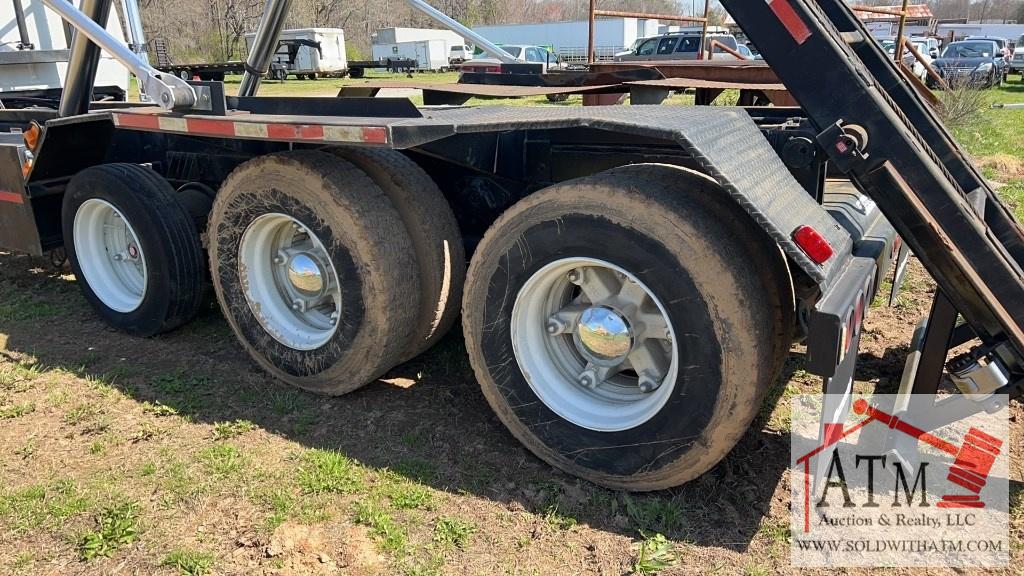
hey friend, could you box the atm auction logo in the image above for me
[790,394,1010,567]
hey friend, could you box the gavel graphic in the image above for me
[852,399,1002,508]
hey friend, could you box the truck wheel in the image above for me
[325,147,465,360]
[179,70,191,80]
[350,67,364,79]
[63,164,206,336]
[462,164,793,491]
[208,151,419,395]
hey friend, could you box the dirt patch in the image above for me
[977,154,1024,181]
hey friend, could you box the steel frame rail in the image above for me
[719,0,1024,379]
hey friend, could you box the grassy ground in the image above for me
[3,74,1023,576]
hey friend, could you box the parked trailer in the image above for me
[371,39,450,71]
[244,28,348,79]
[1,0,1021,492]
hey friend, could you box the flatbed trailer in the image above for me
[0,0,1021,492]
[346,58,417,78]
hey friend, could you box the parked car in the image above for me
[911,36,941,59]
[1011,34,1024,74]
[459,45,563,74]
[735,44,754,60]
[928,40,1007,88]
[613,31,742,62]
[881,39,933,81]
[966,35,1011,64]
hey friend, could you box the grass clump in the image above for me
[78,502,140,560]
[353,500,406,552]
[161,549,215,575]
[297,449,363,494]
[212,419,256,440]
[433,516,475,549]
[198,444,244,476]
[632,532,678,575]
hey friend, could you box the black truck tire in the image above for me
[62,163,206,337]
[462,164,794,491]
[349,67,364,79]
[208,151,419,395]
[324,147,465,360]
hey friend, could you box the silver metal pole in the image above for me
[120,0,150,102]
[120,0,148,59]
[238,0,293,97]
[404,0,517,63]
[59,0,111,117]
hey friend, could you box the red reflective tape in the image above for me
[822,423,845,447]
[768,0,812,45]
[186,118,237,137]
[267,123,325,140]
[0,190,24,205]
[114,113,161,130]
[361,126,387,144]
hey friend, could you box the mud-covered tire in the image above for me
[462,164,794,491]
[208,150,419,395]
[62,163,206,337]
[324,147,464,360]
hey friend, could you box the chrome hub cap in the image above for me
[73,198,148,313]
[240,214,342,350]
[511,257,678,432]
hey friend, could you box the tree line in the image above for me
[138,0,1023,65]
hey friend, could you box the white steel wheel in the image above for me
[512,257,678,432]
[238,213,342,351]
[73,198,148,313]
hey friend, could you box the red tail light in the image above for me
[792,225,834,265]
[462,65,502,74]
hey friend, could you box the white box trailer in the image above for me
[472,17,661,54]
[0,0,129,102]
[371,39,449,71]
[245,28,347,79]
[373,27,465,48]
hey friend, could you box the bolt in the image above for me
[291,300,304,312]
[664,328,673,343]
[581,368,598,387]
[546,316,567,335]
[567,269,582,284]
[638,372,661,393]
[112,254,124,261]
[273,255,286,265]
[329,311,338,326]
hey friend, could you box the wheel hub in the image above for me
[286,253,325,296]
[239,213,342,350]
[575,306,633,365]
[510,257,679,432]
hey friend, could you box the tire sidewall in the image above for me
[210,170,366,390]
[63,167,176,335]
[474,213,723,479]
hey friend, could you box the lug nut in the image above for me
[578,370,597,389]
[638,372,661,393]
[546,317,567,335]
[567,269,582,284]
[665,328,673,343]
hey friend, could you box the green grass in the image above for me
[353,500,407,553]
[632,533,678,575]
[161,549,216,575]
[0,402,35,419]
[0,292,64,322]
[0,479,92,533]
[432,516,475,549]
[212,419,257,440]
[294,449,363,494]
[78,502,140,561]
[198,444,245,476]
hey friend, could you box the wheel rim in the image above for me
[239,213,342,350]
[73,198,148,313]
[510,257,678,432]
